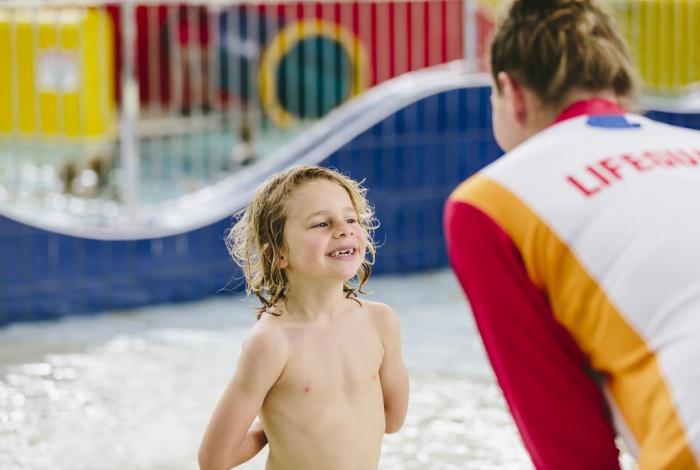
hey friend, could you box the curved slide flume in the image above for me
[0,62,490,241]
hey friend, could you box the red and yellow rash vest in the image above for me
[444,99,700,470]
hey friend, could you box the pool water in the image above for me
[0,270,635,469]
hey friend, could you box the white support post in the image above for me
[119,2,140,224]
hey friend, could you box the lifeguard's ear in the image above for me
[496,71,528,125]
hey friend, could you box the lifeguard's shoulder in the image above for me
[448,171,509,210]
[449,174,482,202]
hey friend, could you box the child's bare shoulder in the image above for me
[358,300,400,332]
[241,316,291,362]
[359,299,395,315]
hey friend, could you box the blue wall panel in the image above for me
[2,85,700,326]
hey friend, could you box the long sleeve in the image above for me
[444,198,620,470]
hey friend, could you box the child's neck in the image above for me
[282,280,348,322]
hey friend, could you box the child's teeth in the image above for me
[331,248,355,257]
[331,249,355,257]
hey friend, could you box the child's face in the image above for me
[280,179,367,285]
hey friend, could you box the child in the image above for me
[199,165,409,469]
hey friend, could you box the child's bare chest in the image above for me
[260,315,386,445]
[276,318,384,396]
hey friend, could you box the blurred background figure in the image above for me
[229,114,255,169]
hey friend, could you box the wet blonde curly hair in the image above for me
[226,165,378,319]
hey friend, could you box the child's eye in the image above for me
[312,222,329,228]
[346,218,357,224]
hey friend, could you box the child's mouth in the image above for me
[329,248,356,258]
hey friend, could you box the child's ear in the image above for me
[263,242,289,269]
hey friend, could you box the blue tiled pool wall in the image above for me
[645,110,700,130]
[0,217,238,325]
[2,85,700,325]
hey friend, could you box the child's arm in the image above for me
[230,419,267,465]
[198,327,287,470]
[376,304,409,433]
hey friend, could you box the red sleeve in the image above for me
[444,198,620,470]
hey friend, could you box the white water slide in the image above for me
[0,61,490,240]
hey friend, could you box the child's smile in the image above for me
[327,246,357,259]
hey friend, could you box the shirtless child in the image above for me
[198,165,409,470]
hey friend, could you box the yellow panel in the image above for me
[0,15,12,132]
[585,0,700,94]
[0,8,115,139]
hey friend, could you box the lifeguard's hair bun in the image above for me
[491,0,637,108]
[516,0,589,11]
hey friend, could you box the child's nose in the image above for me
[334,223,354,238]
